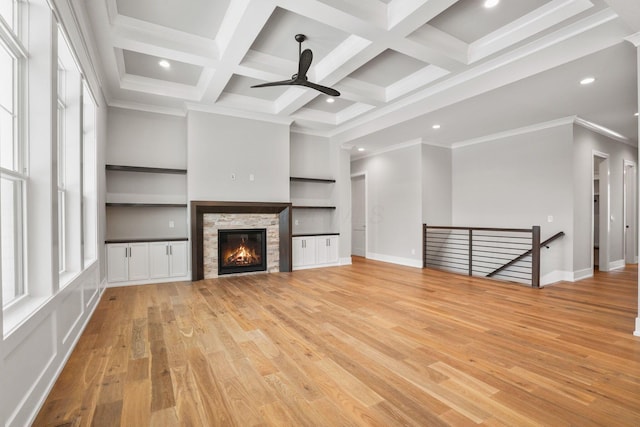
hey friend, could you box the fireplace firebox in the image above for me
[218,228,267,275]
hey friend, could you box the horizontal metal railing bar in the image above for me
[425,226,533,233]
[472,253,532,262]
[426,237,469,243]
[470,234,531,239]
[471,244,529,251]
[425,256,469,264]
[426,260,469,268]
[491,273,532,281]
[471,248,528,256]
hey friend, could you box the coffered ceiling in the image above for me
[80,0,640,154]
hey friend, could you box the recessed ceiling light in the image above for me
[357,147,365,152]
[432,124,441,129]
[580,76,595,85]
[326,98,335,103]
[635,112,639,117]
[484,0,499,8]
[158,59,171,69]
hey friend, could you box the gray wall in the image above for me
[452,124,574,278]
[572,124,638,271]
[187,111,289,202]
[422,144,452,225]
[107,107,187,168]
[351,144,423,266]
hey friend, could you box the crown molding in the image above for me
[450,117,576,149]
[624,32,640,47]
[108,100,187,117]
[349,138,423,161]
[184,102,293,126]
[574,116,634,145]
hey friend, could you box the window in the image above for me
[57,27,83,285]
[57,60,66,273]
[0,0,25,307]
[82,83,97,264]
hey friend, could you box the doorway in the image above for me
[351,174,366,257]
[623,160,637,264]
[593,152,610,271]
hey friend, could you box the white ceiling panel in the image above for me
[349,49,428,87]
[224,75,284,101]
[122,50,203,86]
[81,0,637,154]
[115,0,230,39]
[428,0,552,43]
[249,7,349,61]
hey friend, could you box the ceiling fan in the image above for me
[251,34,340,97]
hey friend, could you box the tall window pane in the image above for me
[1,176,22,306]
[0,0,14,31]
[0,44,16,171]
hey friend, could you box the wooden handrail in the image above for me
[486,231,565,280]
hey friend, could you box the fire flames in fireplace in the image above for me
[222,238,261,266]
[218,228,267,275]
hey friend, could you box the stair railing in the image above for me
[423,225,564,288]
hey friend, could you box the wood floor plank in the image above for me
[34,258,640,426]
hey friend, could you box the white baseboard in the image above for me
[635,318,640,337]
[609,259,626,270]
[573,267,594,282]
[366,252,422,268]
[540,270,574,286]
[107,273,191,287]
[339,257,352,266]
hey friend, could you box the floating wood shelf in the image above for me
[290,177,336,183]
[105,237,188,244]
[106,203,188,208]
[292,205,336,210]
[106,164,187,175]
[292,233,340,237]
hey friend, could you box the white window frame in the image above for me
[0,0,27,309]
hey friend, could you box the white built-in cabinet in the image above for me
[107,242,150,282]
[293,235,339,269]
[149,241,188,279]
[107,240,188,283]
[290,176,340,270]
[105,164,190,284]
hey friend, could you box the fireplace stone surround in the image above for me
[190,201,292,281]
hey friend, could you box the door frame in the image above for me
[592,151,610,272]
[623,159,637,264]
[350,172,367,258]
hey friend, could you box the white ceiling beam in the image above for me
[200,0,276,104]
[110,15,219,67]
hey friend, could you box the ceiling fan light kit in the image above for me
[251,34,340,97]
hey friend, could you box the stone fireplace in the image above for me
[190,201,292,281]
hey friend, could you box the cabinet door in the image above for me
[128,242,150,281]
[149,242,170,279]
[316,237,329,264]
[326,236,339,264]
[107,244,129,282]
[302,237,316,266]
[292,237,305,268]
[169,241,188,277]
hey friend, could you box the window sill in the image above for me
[59,270,80,289]
[3,294,50,339]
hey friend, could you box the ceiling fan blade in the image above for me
[298,49,312,79]
[297,80,340,97]
[251,79,295,88]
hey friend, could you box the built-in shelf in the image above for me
[292,233,339,237]
[105,237,188,244]
[106,164,187,175]
[106,203,188,208]
[292,205,336,210]
[290,177,336,183]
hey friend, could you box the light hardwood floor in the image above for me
[34,257,640,426]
